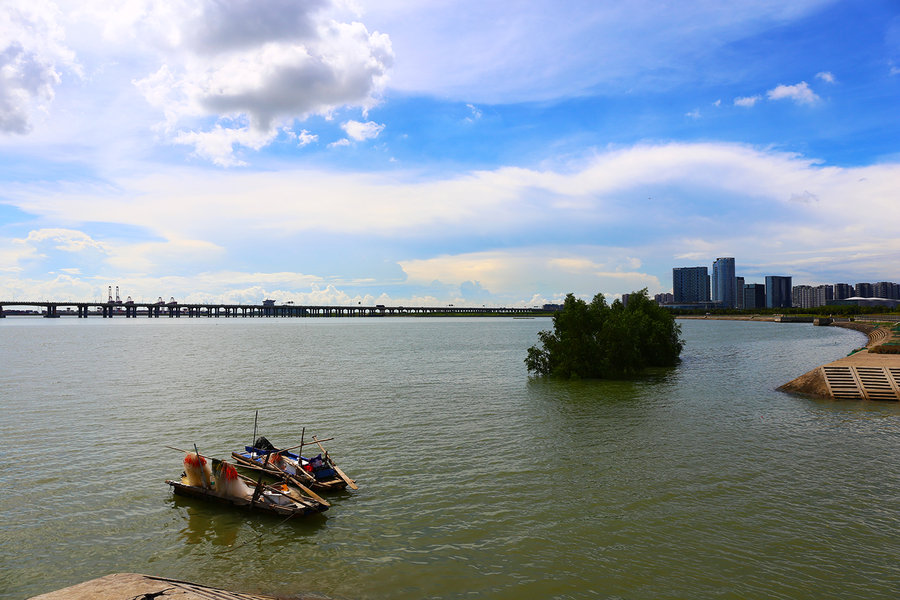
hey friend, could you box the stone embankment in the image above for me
[778,322,900,401]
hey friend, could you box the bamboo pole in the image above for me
[313,436,358,490]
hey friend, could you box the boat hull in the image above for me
[166,480,327,517]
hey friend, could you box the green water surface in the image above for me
[0,317,898,599]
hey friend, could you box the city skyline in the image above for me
[2,1,900,305]
[667,254,900,309]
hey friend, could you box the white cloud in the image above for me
[341,119,384,141]
[129,0,393,164]
[23,228,109,253]
[354,0,830,103]
[103,238,224,274]
[399,247,661,298]
[815,71,835,83]
[685,108,701,119]
[767,81,819,105]
[6,142,900,243]
[734,95,761,107]
[173,125,277,167]
[5,142,900,298]
[0,0,79,134]
[296,129,318,146]
[0,272,97,301]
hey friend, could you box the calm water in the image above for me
[1,317,899,599]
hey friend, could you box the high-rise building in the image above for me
[743,283,766,309]
[793,285,814,308]
[735,276,745,309]
[873,282,900,299]
[855,282,873,298]
[815,284,834,306]
[765,276,792,308]
[654,292,674,305]
[673,267,710,303]
[711,257,736,308]
[792,284,834,308]
[834,283,854,300]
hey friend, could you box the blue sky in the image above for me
[1,0,899,305]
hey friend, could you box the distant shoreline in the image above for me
[676,314,778,321]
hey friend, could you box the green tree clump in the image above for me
[525,289,684,379]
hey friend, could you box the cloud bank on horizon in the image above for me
[1,0,899,305]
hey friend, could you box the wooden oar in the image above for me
[313,436,358,490]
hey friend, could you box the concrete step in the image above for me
[822,365,900,401]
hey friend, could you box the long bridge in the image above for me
[0,300,552,319]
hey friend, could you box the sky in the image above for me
[1,0,899,306]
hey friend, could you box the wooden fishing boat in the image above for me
[232,435,358,493]
[166,477,328,517]
[166,451,328,517]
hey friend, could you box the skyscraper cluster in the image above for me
[660,259,899,309]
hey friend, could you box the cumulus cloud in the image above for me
[0,272,98,301]
[296,129,318,146]
[173,124,277,167]
[400,247,662,299]
[131,0,393,164]
[0,0,78,134]
[6,142,900,244]
[767,81,819,105]
[6,142,900,298]
[734,95,761,107]
[280,126,318,147]
[815,71,835,83]
[23,228,109,253]
[341,119,384,141]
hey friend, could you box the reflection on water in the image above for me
[2,317,899,600]
[169,490,329,550]
[172,496,242,547]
